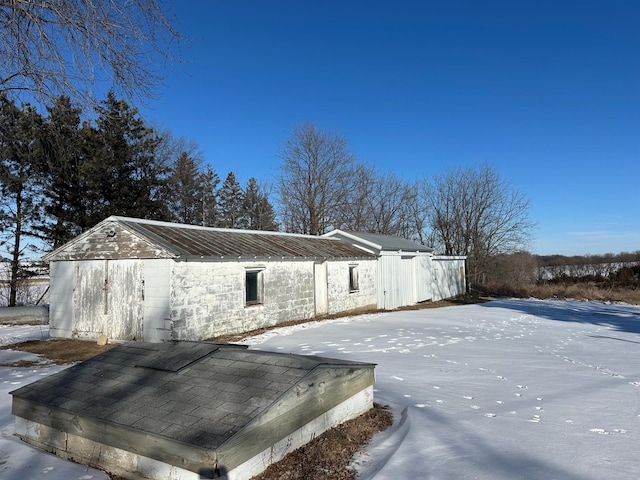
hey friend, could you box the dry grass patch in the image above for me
[251,403,393,480]
[479,283,640,305]
[0,338,118,365]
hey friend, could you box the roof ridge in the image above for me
[110,216,341,241]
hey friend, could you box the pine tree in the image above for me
[166,151,204,225]
[36,96,86,248]
[241,178,279,231]
[0,95,45,306]
[200,165,220,227]
[217,172,243,228]
[83,91,169,225]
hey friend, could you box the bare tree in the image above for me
[423,163,535,286]
[277,123,355,235]
[339,166,422,239]
[486,251,538,289]
[0,0,184,105]
[336,162,376,232]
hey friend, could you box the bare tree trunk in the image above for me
[8,190,22,307]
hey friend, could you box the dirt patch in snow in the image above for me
[0,338,118,365]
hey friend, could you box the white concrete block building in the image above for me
[44,217,377,342]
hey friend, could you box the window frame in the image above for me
[245,268,265,306]
[348,264,359,293]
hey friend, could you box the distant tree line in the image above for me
[474,250,640,296]
[0,93,277,306]
[534,251,640,288]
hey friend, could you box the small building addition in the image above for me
[323,230,466,309]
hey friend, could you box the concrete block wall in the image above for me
[142,259,172,342]
[326,260,377,315]
[169,260,316,340]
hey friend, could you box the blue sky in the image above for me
[139,1,640,256]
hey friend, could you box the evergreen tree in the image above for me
[241,178,279,231]
[166,151,204,225]
[83,91,169,225]
[217,172,243,228]
[0,95,45,306]
[200,165,220,227]
[36,96,86,247]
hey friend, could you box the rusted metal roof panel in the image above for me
[116,217,375,260]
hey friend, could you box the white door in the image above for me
[314,262,329,316]
[74,259,143,340]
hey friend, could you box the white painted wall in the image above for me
[48,261,74,338]
[431,256,466,301]
[326,260,377,315]
[143,259,172,342]
[168,258,376,340]
[49,256,377,342]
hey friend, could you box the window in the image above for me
[349,265,359,292]
[245,269,264,305]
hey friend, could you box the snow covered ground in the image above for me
[1,298,640,480]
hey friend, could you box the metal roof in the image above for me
[324,229,434,254]
[46,217,377,261]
